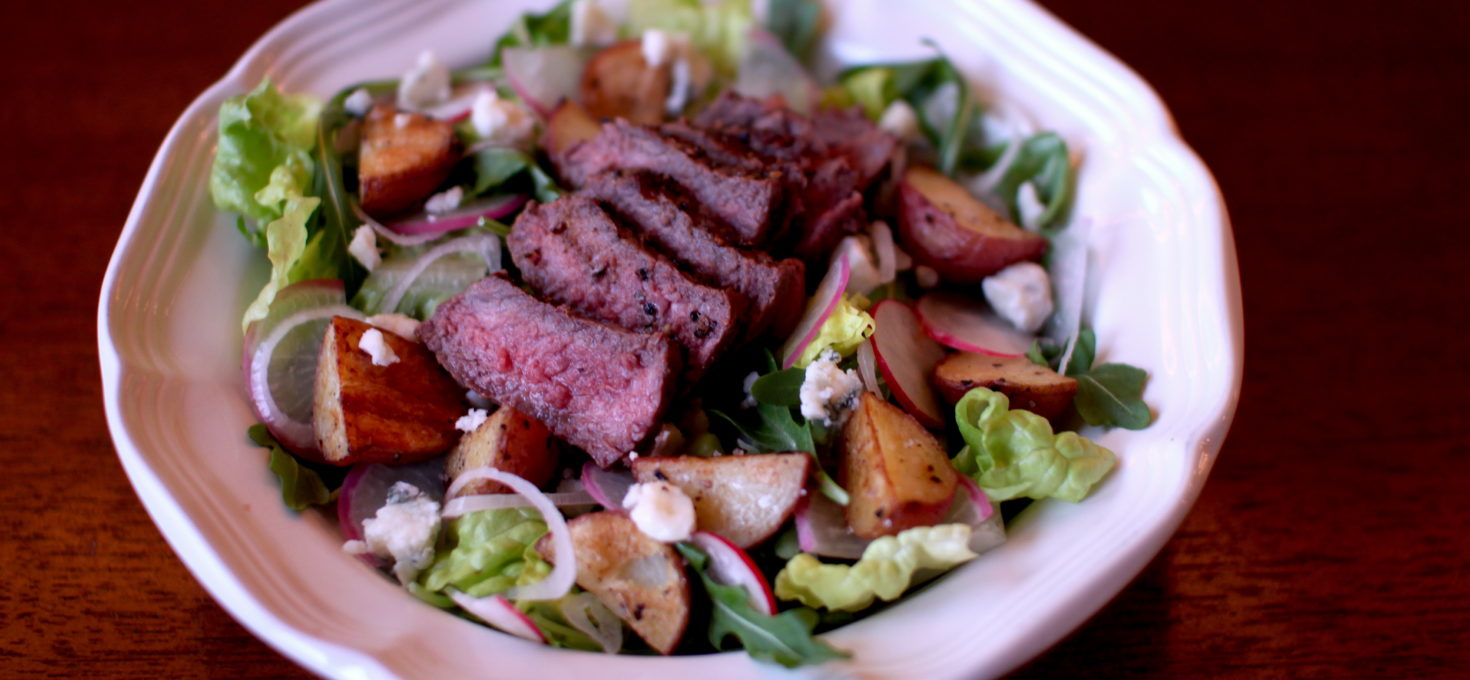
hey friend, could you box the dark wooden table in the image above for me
[3,0,1465,677]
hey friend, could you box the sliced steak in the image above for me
[581,170,806,340]
[507,195,745,381]
[418,273,679,467]
[554,120,785,246]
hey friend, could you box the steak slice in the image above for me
[507,195,745,381]
[581,170,806,341]
[418,273,679,467]
[554,120,785,246]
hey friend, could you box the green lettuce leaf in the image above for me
[773,524,977,612]
[247,424,331,511]
[782,294,875,370]
[1032,329,1152,430]
[417,508,551,598]
[676,543,849,668]
[517,596,607,652]
[952,387,1116,502]
[240,169,321,331]
[625,0,754,76]
[210,79,322,226]
[469,147,563,202]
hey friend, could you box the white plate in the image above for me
[98,0,1241,678]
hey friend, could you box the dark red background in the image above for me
[2,1,1465,677]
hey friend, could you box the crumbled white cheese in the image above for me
[982,261,1054,333]
[455,407,489,433]
[465,389,494,409]
[915,265,940,289]
[878,100,921,141]
[799,349,863,427]
[348,225,381,271]
[622,481,695,542]
[570,0,618,46]
[393,112,413,129]
[343,88,375,117]
[471,89,536,148]
[666,57,693,115]
[741,371,760,409]
[424,186,463,215]
[357,328,400,367]
[641,29,672,67]
[1017,181,1046,231]
[367,313,420,341]
[353,482,441,584]
[398,51,451,111]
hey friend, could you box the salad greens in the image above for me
[951,388,1116,502]
[1029,329,1152,430]
[774,524,977,611]
[488,0,576,67]
[763,0,823,60]
[248,424,332,511]
[625,0,754,76]
[415,508,551,602]
[783,294,875,369]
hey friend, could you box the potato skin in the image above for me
[537,512,690,655]
[313,316,465,465]
[840,392,959,539]
[543,100,602,159]
[932,352,1078,420]
[896,165,1047,283]
[444,407,558,496]
[580,40,671,125]
[357,105,460,217]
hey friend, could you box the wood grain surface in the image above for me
[2,1,1465,678]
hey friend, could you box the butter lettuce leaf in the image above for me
[774,524,977,612]
[784,294,875,370]
[416,508,551,600]
[952,387,1116,502]
[209,78,321,227]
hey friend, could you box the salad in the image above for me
[213,0,1151,667]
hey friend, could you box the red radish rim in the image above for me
[914,293,1033,358]
[443,468,576,601]
[247,304,364,453]
[869,300,947,428]
[580,462,634,511]
[447,591,547,644]
[501,46,589,119]
[689,531,777,616]
[780,253,851,369]
[241,279,345,401]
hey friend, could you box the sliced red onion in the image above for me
[560,591,623,654]
[502,46,590,118]
[247,303,364,453]
[442,483,597,517]
[689,531,777,615]
[447,591,547,644]
[443,467,576,601]
[384,194,527,237]
[952,476,1006,555]
[914,292,1034,358]
[353,203,442,247]
[855,339,881,395]
[580,462,635,511]
[424,82,496,122]
[377,234,501,317]
[779,253,851,369]
[870,300,948,428]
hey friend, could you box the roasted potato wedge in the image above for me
[313,316,465,465]
[444,407,558,497]
[537,512,690,655]
[896,165,1048,283]
[840,392,958,538]
[543,100,603,159]
[580,40,672,125]
[631,453,810,548]
[932,352,1078,420]
[358,105,460,217]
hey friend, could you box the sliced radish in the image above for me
[915,292,1034,358]
[245,294,364,455]
[502,46,590,118]
[855,339,881,395]
[441,482,597,516]
[338,459,447,543]
[560,591,623,654]
[870,300,947,427]
[779,253,851,369]
[689,531,777,616]
[447,591,547,644]
[444,468,576,601]
[793,494,868,560]
[580,462,635,511]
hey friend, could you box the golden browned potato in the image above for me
[896,165,1048,284]
[932,352,1078,420]
[840,392,958,539]
[631,453,810,548]
[444,407,558,497]
[537,512,690,655]
[580,40,671,125]
[313,316,465,465]
[542,100,603,159]
[357,105,461,217]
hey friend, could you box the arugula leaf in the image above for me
[763,0,822,61]
[248,424,331,511]
[1053,329,1152,430]
[487,0,574,66]
[469,147,563,202]
[994,132,1074,230]
[676,543,849,668]
[750,368,805,407]
[710,404,813,454]
[836,45,975,176]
